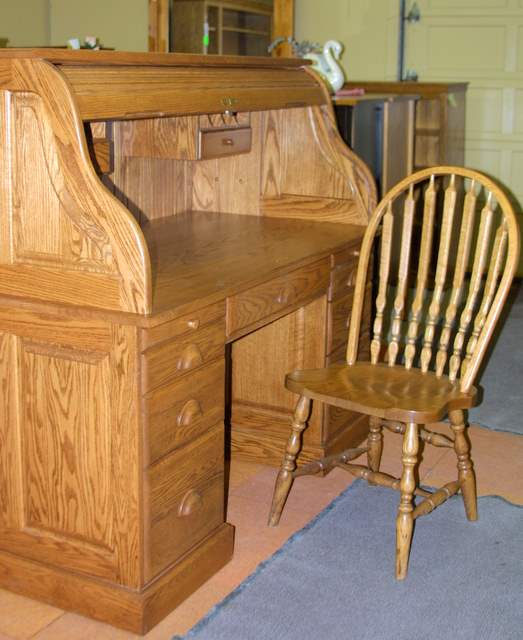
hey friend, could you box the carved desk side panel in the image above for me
[0,58,151,314]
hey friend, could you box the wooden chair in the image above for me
[268,166,520,579]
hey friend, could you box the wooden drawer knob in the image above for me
[177,399,203,427]
[275,288,291,305]
[177,344,204,371]
[178,489,203,517]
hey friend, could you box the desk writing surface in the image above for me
[141,211,365,315]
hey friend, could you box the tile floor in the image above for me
[1,423,522,640]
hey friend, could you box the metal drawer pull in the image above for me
[222,137,234,146]
[177,489,203,517]
[177,344,204,371]
[177,399,203,427]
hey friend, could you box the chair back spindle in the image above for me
[420,174,458,373]
[370,201,394,365]
[435,179,478,376]
[404,175,437,369]
[388,184,416,367]
[448,192,495,382]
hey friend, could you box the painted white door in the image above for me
[404,0,523,273]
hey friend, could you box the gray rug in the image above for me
[175,481,523,640]
[469,286,523,434]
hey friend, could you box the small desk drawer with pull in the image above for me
[198,127,252,159]
[146,424,224,579]
[141,301,225,350]
[145,359,225,464]
[142,320,225,392]
[226,259,330,338]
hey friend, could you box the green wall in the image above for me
[295,0,399,81]
[0,0,50,47]
[49,0,148,51]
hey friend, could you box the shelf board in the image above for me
[222,26,270,36]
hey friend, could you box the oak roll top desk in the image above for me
[0,50,375,633]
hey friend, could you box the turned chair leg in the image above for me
[449,409,477,521]
[367,416,383,473]
[268,395,311,527]
[396,421,419,580]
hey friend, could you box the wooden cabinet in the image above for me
[0,49,375,633]
[334,95,416,196]
[343,82,468,171]
[172,0,273,55]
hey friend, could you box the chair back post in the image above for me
[459,183,520,391]
[346,202,386,364]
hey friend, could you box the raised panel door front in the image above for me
[0,319,141,587]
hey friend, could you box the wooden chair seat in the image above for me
[286,362,477,424]
[268,167,520,580]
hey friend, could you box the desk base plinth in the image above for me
[0,523,234,635]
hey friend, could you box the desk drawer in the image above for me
[226,260,330,338]
[147,424,224,579]
[199,126,252,159]
[145,359,225,464]
[141,302,225,350]
[142,321,225,392]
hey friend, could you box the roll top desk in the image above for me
[0,50,375,633]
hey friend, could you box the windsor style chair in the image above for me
[268,166,520,579]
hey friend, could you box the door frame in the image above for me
[148,0,294,55]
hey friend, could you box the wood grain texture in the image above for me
[0,319,142,587]
[60,65,324,120]
[226,259,330,338]
[145,424,224,579]
[261,195,364,223]
[141,211,365,316]
[231,296,327,445]
[272,0,294,58]
[286,362,477,424]
[0,524,234,634]
[0,48,307,67]
[145,358,225,464]
[120,116,199,159]
[148,0,170,53]
[2,58,151,313]
[142,319,225,392]
[191,112,262,215]
[140,301,225,349]
[231,408,369,467]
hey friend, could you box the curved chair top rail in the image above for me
[346,166,521,392]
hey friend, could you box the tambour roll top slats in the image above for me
[348,167,520,391]
[1,49,325,121]
[59,65,325,120]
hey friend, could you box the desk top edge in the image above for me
[0,49,309,69]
